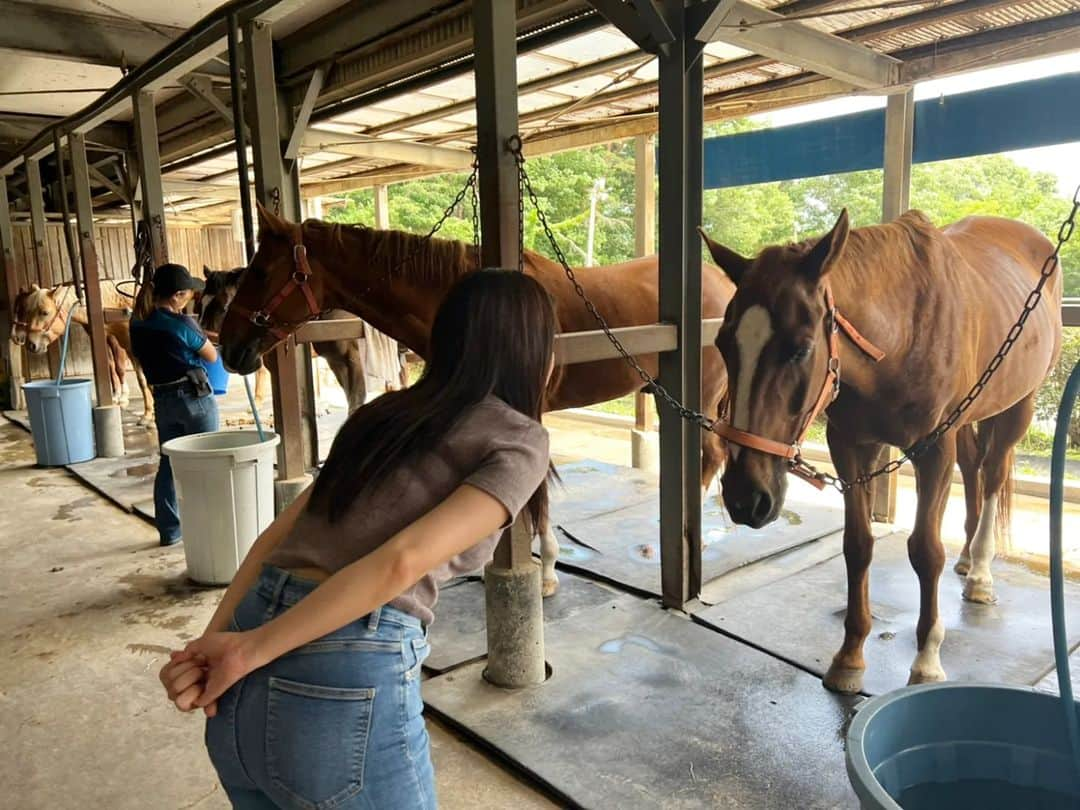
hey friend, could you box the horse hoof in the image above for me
[542,577,559,598]
[823,664,864,695]
[907,665,947,686]
[953,555,971,576]
[962,576,996,604]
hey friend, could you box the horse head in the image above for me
[701,210,850,528]
[18,284,68,355]
[219,203,332,374]
[198,266,246,337]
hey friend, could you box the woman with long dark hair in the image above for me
[160,269,556,809]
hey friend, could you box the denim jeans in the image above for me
[153,387,219,544]
[205,566,435,810]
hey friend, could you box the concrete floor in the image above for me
[0,420,555,810]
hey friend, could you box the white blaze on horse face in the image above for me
[730,305,773,460]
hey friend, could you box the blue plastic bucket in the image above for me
[199,353,231,396]
[22,378,96,466]
[846,682,1080,809]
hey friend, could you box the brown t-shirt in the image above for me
[265,395,550,626]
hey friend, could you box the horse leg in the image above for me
[963,395,1032,604]
[540,525,560,597]
[823,430,884,695]
[953,423,982,576]
[134,361,154,427]
[906,432,956,685]
[253,363,270,406]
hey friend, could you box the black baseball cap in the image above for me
[153,263,205,296]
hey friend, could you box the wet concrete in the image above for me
[0,421,555,810]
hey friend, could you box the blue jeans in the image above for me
[205,566,436,810]
[154,387,219,544]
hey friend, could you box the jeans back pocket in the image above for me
[266,677,375,809]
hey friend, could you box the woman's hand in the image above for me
[159,653,218,717]
[182,630,263,709]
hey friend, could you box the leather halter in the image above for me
[229,241,323,344]
[710,284,885,490]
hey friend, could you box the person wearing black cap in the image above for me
[131,263,221,547]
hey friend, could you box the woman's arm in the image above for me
[197,339,218,362]
[189,483,511,707]
[201,485,312,634]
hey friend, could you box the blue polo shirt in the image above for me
[130,309,209,386]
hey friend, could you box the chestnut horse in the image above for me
[217,203,733,596]
[701,210,1062,694]
[12,284,155,425]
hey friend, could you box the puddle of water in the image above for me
[110,462,156,478]
[557,544,597,562]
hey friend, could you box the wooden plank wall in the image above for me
[13,222,245,382]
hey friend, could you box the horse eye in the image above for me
[789,343,812,364]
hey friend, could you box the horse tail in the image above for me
[997,446,1014,543]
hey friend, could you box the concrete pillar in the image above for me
[873,89,914,524]
[93,405,125,458]
[483,520,546,687]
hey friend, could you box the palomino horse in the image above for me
[199,267,372,414]
[701,210,1062,694]
[13,284,155,425]
[217,203,734,596]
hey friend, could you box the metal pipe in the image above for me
[52,130,84,301]
[227,11,255,260]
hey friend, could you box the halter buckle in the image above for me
[292,269,310,285]
[250,311,271,328]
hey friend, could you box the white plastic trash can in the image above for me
[162,430,280,585]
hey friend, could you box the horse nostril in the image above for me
[749,490,773,525]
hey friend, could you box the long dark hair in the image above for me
[309,269,558,533]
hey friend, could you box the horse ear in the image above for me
[802,209,849,282]
[30,283,40,292]
[256,200,291,239]
[50,284,63,297]
[698,227,751,285]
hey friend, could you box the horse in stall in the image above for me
[216,203,734,597]
[198,267,373,414]
[11,284,155,425]
[700,209,1062,694]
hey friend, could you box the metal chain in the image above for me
[469,158,481,268]
[390,161,478,277]
[511,140,714,427]
[812,183,1080,493]
[511,137,1080,494]
[271,187,281,217]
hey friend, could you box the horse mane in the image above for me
[301,219,475,286]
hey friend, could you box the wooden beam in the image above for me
[25,158,47,284]
[696,0,900,89]
[300,129,474,169]
[244,16,317,481]
[284,66,327,162]
[69,133,114,407]
[0,178,23,409]
[588,0,672,54]
[132,91,169,265]
[181,76,237,129]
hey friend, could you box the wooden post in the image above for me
[0,177,24,409]
[474,0,530,572]
[25,158,47,285]
[474,0,546,689]
[69,133,114,407]
[657,0,702,609]
[373,185,390,230]
[634,134,656,435]
[874,88,913,523]
[132,91,169,267]
[244,16,318,502]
